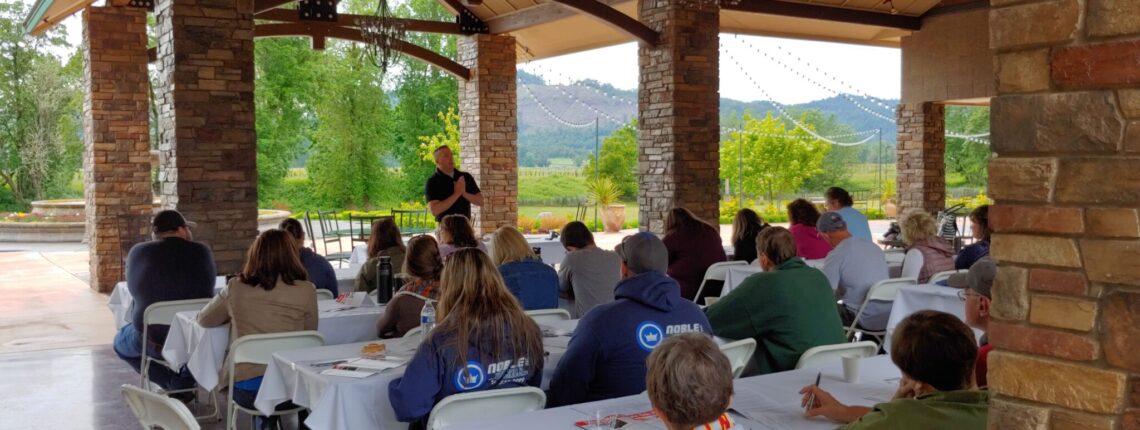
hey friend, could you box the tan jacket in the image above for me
[198,277,319,386]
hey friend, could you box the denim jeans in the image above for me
[112,323,197,391]
[233,385,309,430]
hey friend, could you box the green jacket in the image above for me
[841,390,990,430]
[703,257,845,375]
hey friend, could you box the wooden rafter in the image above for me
[722,0,921,31]
[254,0,295,13]
[254,22,471,80]
[486,0,627,34]
[255,8,466,34]
[547,0,655,45]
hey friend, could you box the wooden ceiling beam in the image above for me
[255,8,466,34]
[722,0,921,31]
[547,0,655,45]
[486,0,628,34]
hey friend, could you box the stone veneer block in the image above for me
[990,352,1127,414]
[987,158,1057,202]
[992,234,1082,268]
[1120,90,1140,119]
[990,0,1079,51]
[995,49,1051,94]
[1087,0,1140,38]
[1053,41,1140,89]
[989,204,1083,234]
[1087,208,1140,238]
[989,321,1100,361]
[1102,291,1140,373]
[1082,239,1140,286]
[992,264,1030,321]
[991,92,1124,155]
[1051,410,1117,430]
[1055,158,1140,205]
[988,398,1050,430]
[1029,295,1098,332]
[1028,268,1089,296]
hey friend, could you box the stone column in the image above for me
[154,0,257,274]
[82,6,154,293]
[895,102,945,215]
[986,0,1139,428]
[457,34,518,235]
[637,0,720,233]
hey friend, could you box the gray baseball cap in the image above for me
[948,257,996,297]
[614,232,668,274]
[817,211,847,233]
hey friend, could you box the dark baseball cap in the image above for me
[614,232,668,274]
[948,257,996,298]
[152,209,196,233]
[817,211,848,233]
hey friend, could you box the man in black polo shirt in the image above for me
[425,145,483,221]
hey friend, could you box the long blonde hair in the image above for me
[436,248,544,371]
[490,226,535,266]
[899,209,939,246]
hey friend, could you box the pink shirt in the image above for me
[789,224,833,259]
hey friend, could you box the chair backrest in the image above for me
[228,331,325,390]
[403,325,423,339]
[692,260,748,303]
[865,277,917,303]
[316,289,334,301]
[524,309,571,325]
[426,387,546,430]
[143,299,213,327]
[929,269,966,285]
[795,341,879,370]
[121,384,201,430]
[718,338,757,378]
[303,211,318,250]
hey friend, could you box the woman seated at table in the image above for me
[491,226,559,310]
[787,199,832,260]
[198,229,318,429]
[731,208,769,263]
[389,248,544,428]
[898,209,954,283]
[355,218,406,293]
[437,214,487,258]
[800,310,989,429]
[955,205,990,270]
[375,235,442,338]
[279,218,339,296]
[663,207,727,301]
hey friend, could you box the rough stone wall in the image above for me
[636,0,720,233]
[987,0,1140,428]
[895,102,945,215]
[457,34,518,235]
[154,0,257,274]
[901,8,994,103]
[82,6,154,293]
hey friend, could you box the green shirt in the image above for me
[841,390,990,430]
[703,257,846,375]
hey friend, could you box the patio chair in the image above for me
[426,387,546,430]
[141,299,218,420]
[573,202,588,222]
[692,260,748,303]
[316,289,334,301]
[524,309,571,325]
[795,341,878,370]
[314,210,351,263]
[121,384,201,430]
[348,214,389,245]
[929,269,967,285]
[392,209,432,235]
[225,331,325,430]
[302,211,319,251]
[844,277,918,344]
[718,338,757,379]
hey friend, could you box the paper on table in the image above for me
[345,357,408,371]
[320,368,377,378]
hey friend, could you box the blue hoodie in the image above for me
[547,271,712,407]
[388,330,543,425]
[499,258,560,310]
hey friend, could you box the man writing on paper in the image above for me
[425,146,483,222]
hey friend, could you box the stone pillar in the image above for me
[895,102,945,215]
[154,0,257,274]
[986,0,1139,428]
[457,34,517,235]
[82,6,154,293]
[637,0,720,233]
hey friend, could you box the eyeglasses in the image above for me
[956,289,980,301]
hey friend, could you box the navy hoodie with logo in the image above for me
[388,330,543,425]
[547,271,712,407]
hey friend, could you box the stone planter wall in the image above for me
[0,222,86,242]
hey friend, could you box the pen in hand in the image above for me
[804,372,821,412]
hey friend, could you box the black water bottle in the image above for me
[376,256,394,304]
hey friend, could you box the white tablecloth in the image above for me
[108,277,227,330]
[885,284,981,350]
[451,355,901,430]
[255,318,578,430]
[161,300,385,391]
[721,265,763,297]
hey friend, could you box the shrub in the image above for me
[517,215,537,234]
[537,213,569,233]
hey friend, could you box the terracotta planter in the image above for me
[883,201,898,218]
[602,204,625,233]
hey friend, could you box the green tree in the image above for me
[416,107,459,165]
[796,110,859,192]
[254,38,319,205]
[720,112,831,204]
[944,106,991,187]
[582,120,637,199]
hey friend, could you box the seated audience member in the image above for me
[662,207,727,300]
[801,310,988,430]
[279,217,338,296]
[955,205,991,270]
[952,257,995,388]
[705,227,846,375]
[375,236,443,338]
[113,210,215,394]
[355,218,406,293]
[825,187,873,242]
[198,229,318,430]
[898,209,954,283]
[787,199,833,259]
[548,232,712,407]
[730,208,769,263]
[491,226,559,310]
[389,249,544,427]
[646,333,739,430]
[817,212,891,331]
[436,214,487,257]
[557,221,621,318]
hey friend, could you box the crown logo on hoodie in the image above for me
[644,332,659,342]
[636,321,664,352]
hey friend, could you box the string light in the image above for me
[946,132,990,145]
[770,42,900,114]
[520,84,595,128]
[515,43,633,127]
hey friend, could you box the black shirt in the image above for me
[127,237,217,344]
[425,168,481,221]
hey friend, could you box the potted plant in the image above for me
[587,177,624,233]
[881,179,898,218]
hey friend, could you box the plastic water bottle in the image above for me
[419,300,436,339]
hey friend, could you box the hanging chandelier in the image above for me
[357,0,408,73]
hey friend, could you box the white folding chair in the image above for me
[316,289,335,301]
[403,325,424,339]
[525,309,571,325]
[121,384,201,430]
[929,269,967,285]
[845,277,918,343]
[692,261,748,303]
[426,387,546,430]
[140,299,218,420]
[226,331,325,430]
[795,341,879,370]
[718,338,757,379]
